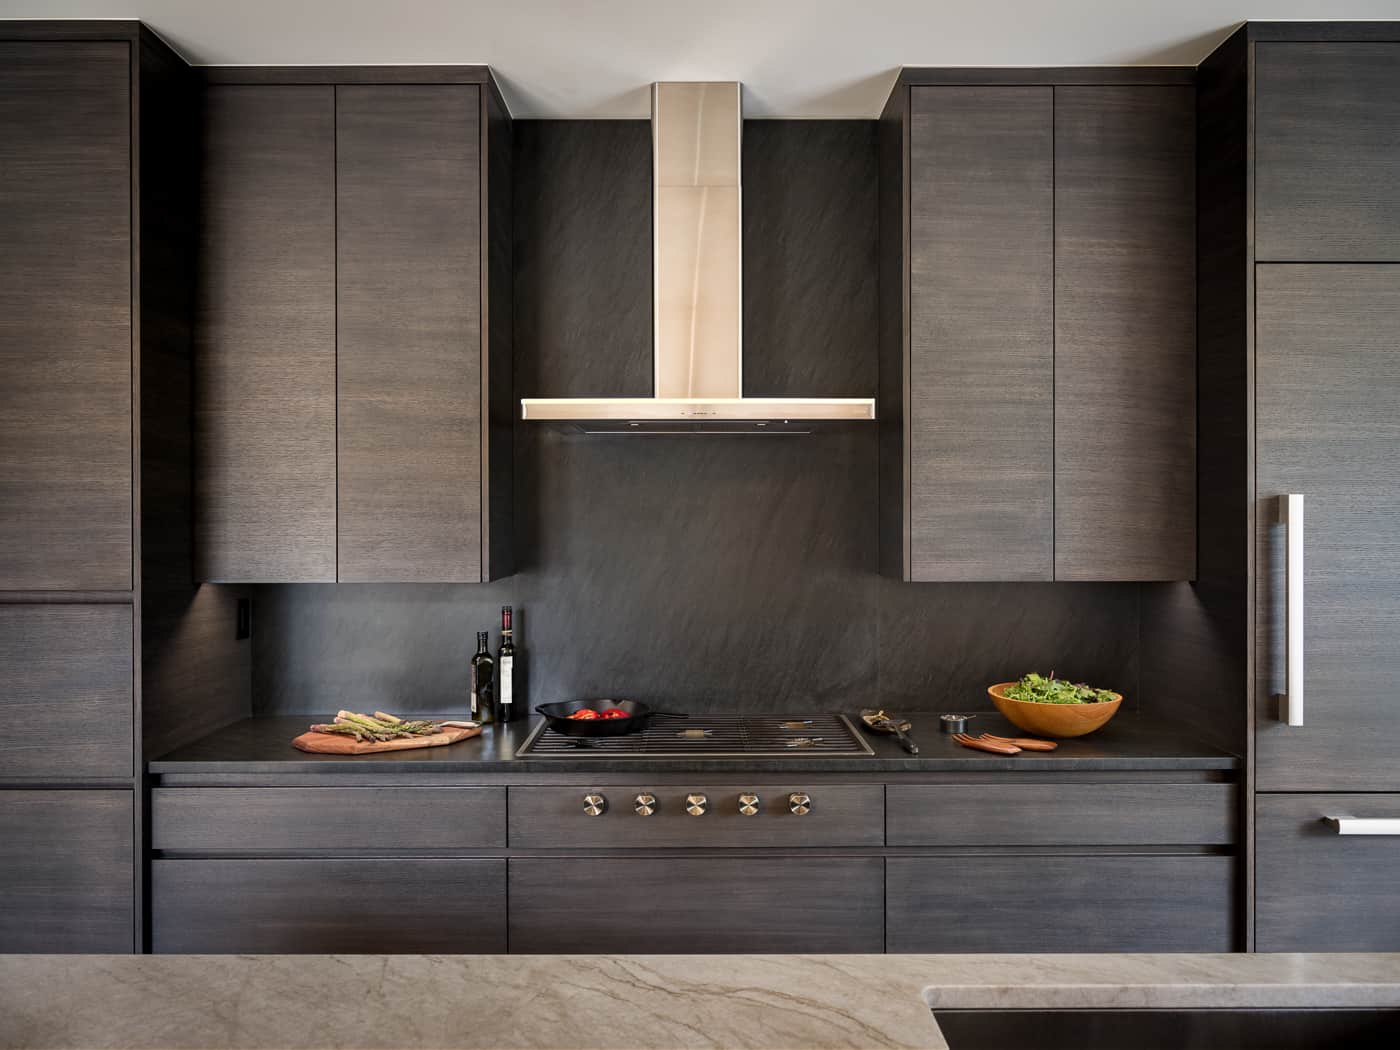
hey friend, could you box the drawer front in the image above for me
[152,787,505,850]
[0,604,132,778]
[888,783,1235,846]
[887,855,1233,953]
[153,859,505,953]
[0,790,133,952]
[1257,793,1400,952]
[509,856,884,953]
[508,785,883,848]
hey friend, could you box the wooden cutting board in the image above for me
[292,724,482,755]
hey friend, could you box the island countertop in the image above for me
[4,953,1399,1050]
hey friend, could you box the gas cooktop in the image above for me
[513,712,875,758]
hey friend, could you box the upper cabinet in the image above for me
[880,72,1196,582]
[195,71,512,583]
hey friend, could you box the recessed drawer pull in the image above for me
[1324,816,1400,836]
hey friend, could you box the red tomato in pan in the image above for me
[600,708,630,719]
[567,709,601,720]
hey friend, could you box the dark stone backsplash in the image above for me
[251,120,1140,716]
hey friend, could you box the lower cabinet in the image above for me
[886,855,1233,953]
[509,856,885,953]
[1256,793,1400,952]
[152,859,507,953]
[0,790,134,952]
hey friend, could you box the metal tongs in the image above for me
[860,709,919,755]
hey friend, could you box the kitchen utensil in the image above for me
[979,732,1058,751]
[860,709,920,755]
[987,682,1122,738]
[533,699,682,738]
[939,713,975,734]
[951,732,1021,755]
[292,723,481,755]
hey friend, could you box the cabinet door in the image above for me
[1054,86,1196,581]
[336,86,483,582]
[1257,793,1400,951]
[0,42,132,590]
[1256,266,1400,791]
[0,791,133,952]
[1256,43,1400,262]
[153,859,506,953]
[887,855,1232,953]
[509,857,884,953]
[907,87,1053,581]
[195,86,336,582]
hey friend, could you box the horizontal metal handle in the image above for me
[1324,817,1400,836]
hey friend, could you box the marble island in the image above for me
[3,954,1400,1050]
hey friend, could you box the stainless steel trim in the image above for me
[520,397,876,422]
[1277,494,1305,726]
[512,713,876,759]
[1325,816,1400,835]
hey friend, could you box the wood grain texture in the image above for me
[152,859,506,953]
[908,87,1053,581]
[482,84,514,581]
[0,42,133,590]
[1255,43,1400,261]
[152,786,505,850]
[194,85,336,582]
[887,783,1234,846]
[1256,792,1400,952]
[507,785,883,848]
[0,790,133,952]
[1255,266,1400,791]
[876,86,910,580]
[0,605,132,778]
[335,85,483,583]
[509,856,884,953]
[886,855,1233,953]
[1053,86,1196,581]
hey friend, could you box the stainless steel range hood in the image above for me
[520,82,876,433]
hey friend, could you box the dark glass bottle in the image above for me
[497,606,515,723]
[470,631,495,725]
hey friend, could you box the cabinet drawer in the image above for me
[1257,793,1400,952]
[508,785,883,848]
[888,783,1235,846]
[887,855,1233,953]
[0,605,132,778]
[152,787,505,850]
[153,859,505,953]
[509,856,883,953]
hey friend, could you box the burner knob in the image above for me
[788,792,812,816]
[582,793,607,817]
[634,793,657,816]
[738,793,761,816]
[685,793,709,817]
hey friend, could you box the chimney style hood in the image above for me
[520,82,876,433]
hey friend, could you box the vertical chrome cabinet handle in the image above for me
[1325,817,1400,835]
[1277,494,1305,726]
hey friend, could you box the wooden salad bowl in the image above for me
[987,682,1122,738]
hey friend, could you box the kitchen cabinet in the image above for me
[195,71,512,584]
[0,40,133,591]
[880,72,1196,582]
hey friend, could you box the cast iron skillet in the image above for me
[534,699,682,737]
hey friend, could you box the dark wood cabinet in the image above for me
[1053,86,1196,581]
[0,605,133,778]
[1255,43,1400,262]
[1256,793,1400,951]
[153,859,507,953]
[194,85,337,582]
[0,41,133,591]
[905,87,1054,581]
[0,790,134,952]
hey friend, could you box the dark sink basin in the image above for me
[933,1008,1400,1049]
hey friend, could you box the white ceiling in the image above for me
[3,1,1398,116]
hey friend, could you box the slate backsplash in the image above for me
[251,120,1141,716]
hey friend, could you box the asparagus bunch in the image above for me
[309,710,443,742]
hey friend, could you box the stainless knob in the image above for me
[583,793,607,817]
[788,792,812,816]
[634,793,657,816]
[685,793,709,817]
[738,792,761,816]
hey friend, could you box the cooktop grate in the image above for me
[513,712,875,758]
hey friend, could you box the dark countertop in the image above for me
[148,710,1239,775]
